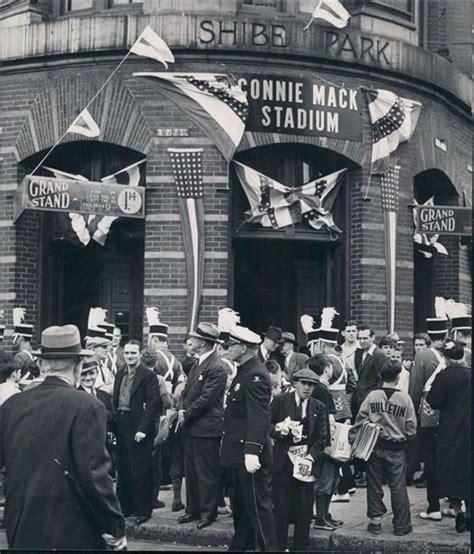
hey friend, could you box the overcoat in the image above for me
[180,351,227,438]
[0,376,124,550]
[426,362,471,499]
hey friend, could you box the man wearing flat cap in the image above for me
[177,322,228,529]
[0,325,126,551]
[221,325,278,551]
[270,368,329,551]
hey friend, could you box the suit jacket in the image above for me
[270,392,328,474]
[220,356,273,468]
[180,351,227,438]
[258,346,285,369]
[77,385,115,426]
[284,351,309,381]
[354,346,387,406]
[106,346,125,373]
[408,348,441,411]
[0,376,124,550]
[113,364,161,437]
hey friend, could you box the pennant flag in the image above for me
[134,72,248,162]
[381,165,400,334]
[130,25,175,68]
[43,167,91,247]
[168,148,205,332]
[233,161,346,237]
[67,108,100,138]
[364,88,421,175]
[413,197,448,258]
[303,0,351,30]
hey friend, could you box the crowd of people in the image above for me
[0,301,471,551]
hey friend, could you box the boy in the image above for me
[351,359,417,536]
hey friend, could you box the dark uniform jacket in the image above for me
[180,350,227,438]
[354,346,387,406]
[270,392,328,474]
[0,376,124,550]
[220,356,273,468]
[113,364,161,436]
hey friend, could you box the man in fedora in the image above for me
[0,325,126,551]
[271,367,328,551]
[177,322,227,529]
[258,325,284,368]
[281,331,308,382]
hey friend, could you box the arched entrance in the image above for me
[230,143,355,344]
[413,169,459,332]
[20,141,145,341]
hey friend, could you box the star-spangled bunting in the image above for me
[363,88,422,175]
[134,72,248,162]
[381,165,400,334]
[233,161,346,238]
[168,148,205,332]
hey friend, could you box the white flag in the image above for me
[130,25,175,68]
[304,0,351,30]
[67,108,100,138]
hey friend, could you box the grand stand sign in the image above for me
[13,175,145,222]
[416,206,472,236]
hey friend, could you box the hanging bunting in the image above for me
[134,72,248,162]
[168,148,205,332]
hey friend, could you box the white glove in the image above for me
[244,454,261,473]
[275,417,291,436]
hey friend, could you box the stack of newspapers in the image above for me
[351,422,381,461]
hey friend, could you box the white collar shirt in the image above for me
[294,391,308,419]
[198,349,214,366]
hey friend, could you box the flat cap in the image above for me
[293,367,318,384]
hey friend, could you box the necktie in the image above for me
[296,399,303,420]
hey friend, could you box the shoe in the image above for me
[367,522,382,535]
[196,519,215,530]
[332,493,350,503]
[135,515,151,526]
[348,488,356,495]
[415,480,427,489]
[327,514,343,527]
[177,513,199,524]
[419,511,442,521]
[172,501,185,512]
[218,505,232,515]
[455,513,468,533]
[394,525,413,536]
[152,499,165,509]
[442,508,456,518]
[313,517,336,531]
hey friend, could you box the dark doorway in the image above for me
[233,238,330,344]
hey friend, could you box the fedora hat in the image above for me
[86,336,111,348]
[32,325,93,358]
[264,326,282,343]
[188,322,222,344]
[281,331,297,345]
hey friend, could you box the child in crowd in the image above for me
[307,353,342,531]
[350,359,417,536]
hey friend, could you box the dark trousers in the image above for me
[338,462,355,495]
[366,447,411,532]
[152,444,162,501]
[229,466,278,552]
[183,435,221,521]
[116,412,153,517]
[420,427,440,512]
[272,461,314,551]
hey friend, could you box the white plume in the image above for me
[0,309,5,320]
[146,307,162,326]
[13,307,26,327]
[320,307,339,330]
[87,307,108,330]
[300,314,315,335]
[218,308,240,332]
[444,299,470,320]
[434,297,447,319]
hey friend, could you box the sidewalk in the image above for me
[127,485,470,552]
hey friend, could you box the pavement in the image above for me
[0,485,470,551]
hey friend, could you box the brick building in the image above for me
[0,0,471,351]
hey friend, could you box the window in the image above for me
[61,0,93,12]
[240,0,284,11]
[367,0,415,22]
[108,0,142,5]
[243,0,279,6]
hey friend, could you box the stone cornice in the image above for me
[0,13,471,113]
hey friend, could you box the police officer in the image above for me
[220,325,278,552]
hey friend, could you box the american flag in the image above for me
[381,165,401,334]
[134,72,248,162]
[168,148,205,332]
[364,88,421,175]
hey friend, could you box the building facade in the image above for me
[0,0,471,350]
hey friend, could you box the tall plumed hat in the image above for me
[146,307,169,338]
[444,299,471,333]
[85,307,110,341]
[426,297,448,338]
[300,314,319,344]
[318,307,340,344]
[218,308,240,341]
[13,307,34,343]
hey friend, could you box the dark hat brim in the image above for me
[188,330,222,344]
[31,348,94,358]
